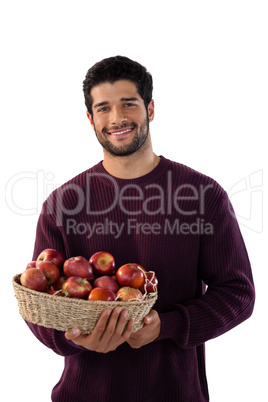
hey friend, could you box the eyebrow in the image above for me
[120,97,140,102]
[93,97,140,109]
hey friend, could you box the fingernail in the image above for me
[71,329,80,337]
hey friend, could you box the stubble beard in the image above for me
[93,116,150,157]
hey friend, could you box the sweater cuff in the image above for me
[156,310,189,347]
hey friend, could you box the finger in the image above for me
[69,310,113,349]
[108,315,134,349]
[100,307,123,341]
[109,309,130,340]
[65,328,81,340]
[113,309,128,332]
[144,309,156,324]
[144,313,153,324]
[65,309,111,343]
[91,309,112,339]
[121,318,134,340]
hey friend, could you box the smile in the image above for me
[108,128,134,136]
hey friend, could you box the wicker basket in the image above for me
[12,274,158,334]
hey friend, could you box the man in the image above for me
[28,56,255,401]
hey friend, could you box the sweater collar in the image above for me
[92,156,171,187]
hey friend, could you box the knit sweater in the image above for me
[27,156,255,402]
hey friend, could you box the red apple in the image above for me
[116,287,143,301]
[88,274,96,286]
[116,263,145,289]
[20,268,48,292]
[130,263,147,272]
[88,287,116,301]
[45,288,55,295]
[36,248,65,270]
[63,256,93,280]
[93,275,120,293]
[140,271,158,294]
[37,260,60,286]
[89,251,115,276]
[45,288,64,296]
[52,276,66,291]
[62,276,92,299]
[26,261,36,269]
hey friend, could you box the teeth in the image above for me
[110,128,132,135]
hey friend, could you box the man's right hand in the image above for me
[65,307,134,353]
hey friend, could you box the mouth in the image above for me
[107,127,134,137]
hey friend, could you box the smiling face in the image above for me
[87,80,154,157]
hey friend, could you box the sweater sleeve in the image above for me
[25,201,85,357]
[157,191,255,348]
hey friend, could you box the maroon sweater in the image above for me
[28,156,255,401]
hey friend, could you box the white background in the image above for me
[1,1,267,401]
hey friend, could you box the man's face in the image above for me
[87,80,154,157]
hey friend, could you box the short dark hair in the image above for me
[83,56,153,117]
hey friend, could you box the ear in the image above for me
[86,111,95,128]
[147,99,155,122]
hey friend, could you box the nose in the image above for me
[110,106,127,125]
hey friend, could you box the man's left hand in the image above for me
[127,309,161,349]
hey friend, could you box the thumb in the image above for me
[144,310,154,324]
[65,328,81,340]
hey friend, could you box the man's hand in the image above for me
[65,307,134,353]
[127,310,161,349]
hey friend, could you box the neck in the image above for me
[102,135,160,179]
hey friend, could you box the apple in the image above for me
[62,276,92,299]
[51,276,66,291]
[63,256,93,280]
[88,287,116,301]
[26,261,36,269]
[45,288,64,296]
[20,268,48,292]
[116,263,145,289]
[130,263,146,272]
[140,271,158,294]
[93,275,120,293]
[36,248,65,271]
[89,251,116,276]
[45,288,56,295]
[88,274,96,286]
[37,260,60,286]
[116,287,143,301]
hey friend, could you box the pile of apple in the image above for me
[20,248,158,302]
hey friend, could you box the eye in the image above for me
[98,106,109,113]
[124,103,136,108]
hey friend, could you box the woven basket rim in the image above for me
[12,274,158,306]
